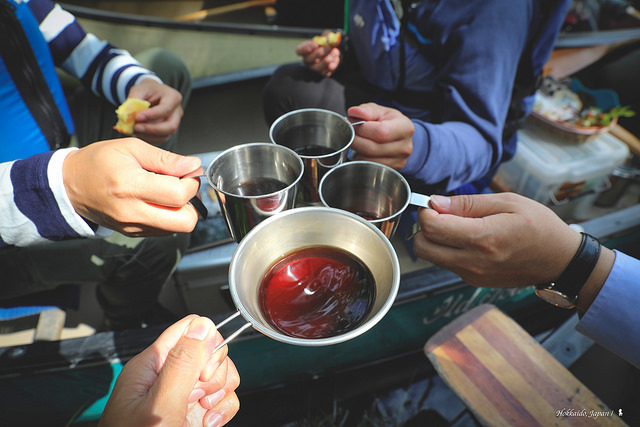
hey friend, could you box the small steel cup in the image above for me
[319,161,431,238]
[269,108,355,205]
[206,143,304,242]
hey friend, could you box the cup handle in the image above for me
[409,192,432,209]
[406,222,423,241]
[213,311,253,353]
[405,193,432,240]
[190,196,209,220]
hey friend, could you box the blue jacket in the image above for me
[346,0,571,193]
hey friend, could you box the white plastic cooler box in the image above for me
[495,124,630,205]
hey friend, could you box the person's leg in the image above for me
[51,49,192,329]
[262,63,349,125]
[94,231,190,329]
[573,42,640,137]
[1,232,190,329]
[67,47,192,152]
[262,60,377,126]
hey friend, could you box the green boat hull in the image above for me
[0,265,566,425]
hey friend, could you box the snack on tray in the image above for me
[113,98,150,135]
[313,31,342,47]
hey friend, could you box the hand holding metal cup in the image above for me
[318,161,432,239]
[269,108,355,205]
[205,142,304,242]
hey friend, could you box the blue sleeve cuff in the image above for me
[576,250,640,368]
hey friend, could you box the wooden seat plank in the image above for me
[425,304,626,427]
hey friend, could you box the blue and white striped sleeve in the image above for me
[0,148,95,248]
[28,0,161,106]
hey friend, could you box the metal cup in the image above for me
[269,108,355,205]
[214,207,400,350]
[319,161,431,238]
[206,142,304,242]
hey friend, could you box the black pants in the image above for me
[262,62,375,126]
[1,48,193,322]
[574,40,640,139]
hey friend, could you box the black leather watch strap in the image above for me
[554,232,601,303]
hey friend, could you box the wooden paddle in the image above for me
[425,304,626,427]
[174,0,276,22]
[610,124,640,156]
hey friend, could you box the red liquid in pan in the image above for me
[259,246,376,339]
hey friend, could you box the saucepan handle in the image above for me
[213,311,253,353]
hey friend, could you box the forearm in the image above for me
[401,121,496,193]
[36,0,160,105]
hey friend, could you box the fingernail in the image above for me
[189,388,206,403]
[206,412,223,427]
[186,317,210,341]
[178,155,202,172]
[204,389,226,408]
[430,195,450,209]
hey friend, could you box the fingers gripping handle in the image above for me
[213,311,253,353]
[406,193,432,240]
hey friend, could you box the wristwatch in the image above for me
[535,233,601,309]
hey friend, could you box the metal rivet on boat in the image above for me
[7,347,26,358]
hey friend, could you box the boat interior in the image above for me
[2,1,640,426]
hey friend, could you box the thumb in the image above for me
[151,317,217,412]
[347,103,381,122]
[429,194,514,218]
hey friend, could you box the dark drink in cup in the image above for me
[259,245,376,339]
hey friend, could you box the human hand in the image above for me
[296,32,341,77]
[127,78,184,146]
[62,138,203,236]
[413,192,581,288]
[99,315,240,427]
[347,103,414,170]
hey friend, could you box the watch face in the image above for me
[535,288,576,309]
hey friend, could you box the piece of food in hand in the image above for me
[113,98,150,135]
[312,31,342,47]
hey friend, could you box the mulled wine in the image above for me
[230,177,288,196]
[294,145,336,157]
[351,211,382,221]
[259,246,376,339]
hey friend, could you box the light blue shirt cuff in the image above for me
[576,250,640,368]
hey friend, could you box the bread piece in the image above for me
[113,98,150,135]
[312,31,342,48]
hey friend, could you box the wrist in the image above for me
[535,232,602,309]
[576,247,615,314]
[54,148,96,236]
